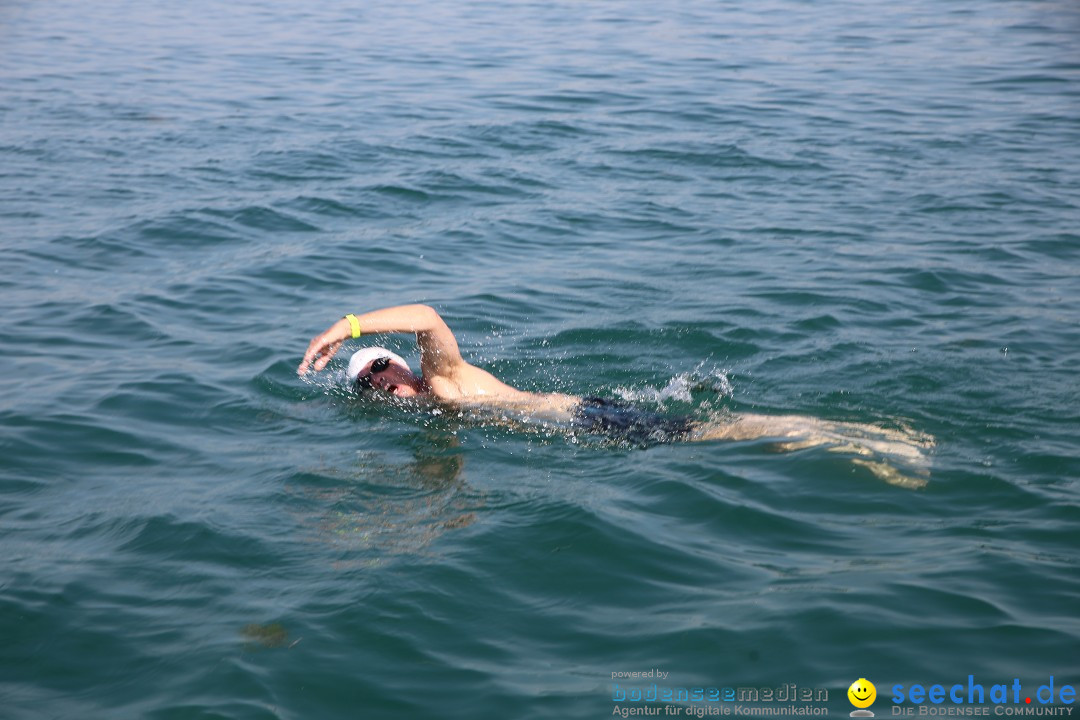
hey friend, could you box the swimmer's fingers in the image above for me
[312,340,344,372]
[297,342,321,376]
[298,320,350,375]
[298,338,339,375]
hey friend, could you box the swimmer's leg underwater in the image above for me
[691,413,935,489]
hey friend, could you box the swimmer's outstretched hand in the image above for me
[298,317,351,375]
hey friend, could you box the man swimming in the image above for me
[298,304,934,486]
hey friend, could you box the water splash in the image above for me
[613,366,734,407]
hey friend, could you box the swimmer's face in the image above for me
[356,359,422,398]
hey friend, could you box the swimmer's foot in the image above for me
[852,458,929,490]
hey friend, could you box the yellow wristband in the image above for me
[344,313,362,339]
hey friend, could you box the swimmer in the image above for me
[298,304,934,487]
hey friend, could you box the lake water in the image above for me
[2,0,1078,718]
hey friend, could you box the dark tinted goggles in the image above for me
[354,356,392,390]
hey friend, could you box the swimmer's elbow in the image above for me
[411,304,458,353]
[393,304,441,331]
[415,304,447,331]
[416,304,439,320]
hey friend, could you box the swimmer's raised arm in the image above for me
[297,304,463,376]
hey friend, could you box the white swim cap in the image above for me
[346,347,411,385]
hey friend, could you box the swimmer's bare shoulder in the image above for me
[409,307,577,412]
[423,341,580,416]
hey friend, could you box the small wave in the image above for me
[201,205,322,233]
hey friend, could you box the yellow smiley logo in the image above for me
[848,678,877,709]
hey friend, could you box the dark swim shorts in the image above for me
[571,397,695,446]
